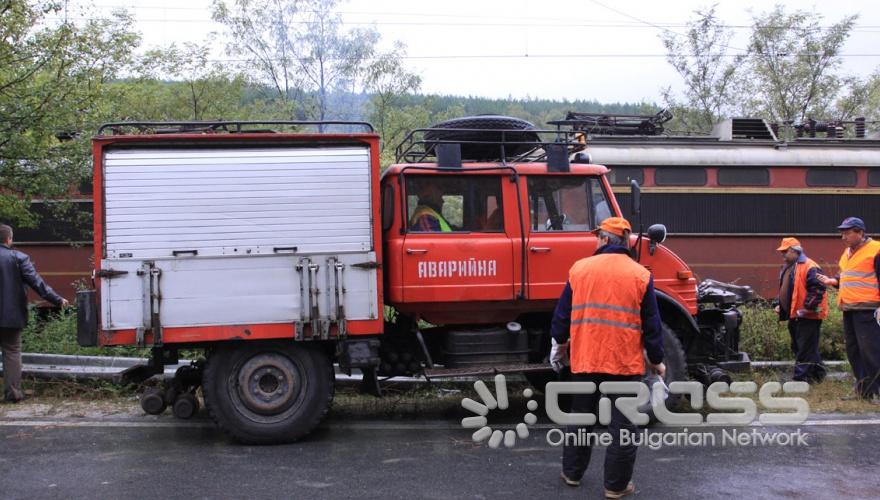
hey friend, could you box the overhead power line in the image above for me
[174,53,880,62]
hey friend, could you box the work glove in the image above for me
[550,338,570,373]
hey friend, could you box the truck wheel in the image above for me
[659,323,688,388]
[202,342,334,444]
[643,323,688,422]
[425,115,540,160]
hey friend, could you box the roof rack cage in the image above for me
[394,127,586,164]
[96,120,374,136]
[548,109,673,136]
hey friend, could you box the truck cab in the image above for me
[378,116,747,384]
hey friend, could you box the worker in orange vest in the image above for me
[550,217,665,499]
[775,237,828,384]
[817,217,880,402]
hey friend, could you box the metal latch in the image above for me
[95,269,129,279]
[351,261,381,270]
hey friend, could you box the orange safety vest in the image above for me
[568,253,650,375]
[790,257,828,320]
[838,239,880,310]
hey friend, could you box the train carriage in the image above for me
[564,113,880,298]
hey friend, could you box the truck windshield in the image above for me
[527,176,611,231]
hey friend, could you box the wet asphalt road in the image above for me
[1,414,879,500]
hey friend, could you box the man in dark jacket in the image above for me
[775,237,827,384]
[0,224,68,403]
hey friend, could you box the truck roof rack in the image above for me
[96,120,374,136]
[548,109,673,136]
[395,126,586,163]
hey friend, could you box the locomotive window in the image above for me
[806,168,857,187]
[868,170,880,187]
[405,175,504,233]
[717,168,770,186]
[654,168,707,186]
[607,167,644,186]
[528,176,609,232]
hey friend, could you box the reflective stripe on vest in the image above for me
[568,253,650,376]
[838,239,880,309]
[409,206,451,232]
[790,257,828,320]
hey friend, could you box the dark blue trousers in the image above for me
[788,318,826,383]
[562,372,640,492]
[843,310,880,397]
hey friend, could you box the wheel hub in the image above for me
[236,353,299,415]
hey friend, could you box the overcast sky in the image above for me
[86,0,880,104]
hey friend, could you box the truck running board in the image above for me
[423,362,550,379]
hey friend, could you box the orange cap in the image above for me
[594,217,632,238]
[776,237,801,252]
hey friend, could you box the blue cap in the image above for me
[837,217,866,231]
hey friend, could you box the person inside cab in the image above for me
[409,182,452,232]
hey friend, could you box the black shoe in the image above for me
[560,472,581,487]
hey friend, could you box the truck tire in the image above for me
[643,323,688,422]
[659,323,688,388]
[425,115,540,160]
[202,342,334,444]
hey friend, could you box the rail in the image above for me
[394,126,586,163]
[97,120,375,136]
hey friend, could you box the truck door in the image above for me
[400,174,516,303]
[525,175,612,299]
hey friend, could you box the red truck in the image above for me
[77,117,750,443]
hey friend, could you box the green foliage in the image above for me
[743,6,857,123]
[662,5,872,129]
[739,291,846,361]
[660,6,743,133]
[117,41,250,121]
[0,1,140,226]
[21,308,147,357]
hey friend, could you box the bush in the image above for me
[739,290,846,361]
[21,308,147,357]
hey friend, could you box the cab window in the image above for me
[405,175,504,233]
[528,176,611,232]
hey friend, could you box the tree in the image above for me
[0,1,139,226]
[660,6,744,133]
[743,6,857,123]
[833,73,880,124]
[363,42,422,166]
[127,41,249,121]
[212,0,389,122]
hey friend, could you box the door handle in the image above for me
[529,247,551,253]
[406,248,428,255]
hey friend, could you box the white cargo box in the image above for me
[98,145,378,333]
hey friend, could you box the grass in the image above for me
[738,290,847,361]
[18,377,141,401]
[729,369,879,414]
[21,308,148,358]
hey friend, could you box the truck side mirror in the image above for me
[647,224,666,244]
[647,224,666,256]
[630,179,641,216]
